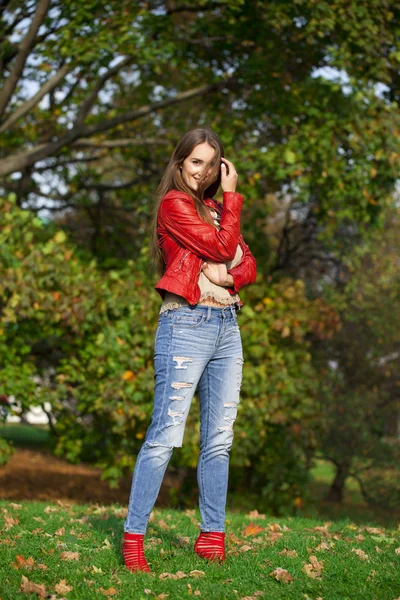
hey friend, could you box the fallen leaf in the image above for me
[246,510,266,519]
[157,519,170,531]
[302,555,324,579]
[315,541,331,551]
[313,522,332,533]
[60,551,80,561]
[177,536,190,546]
[239,544,253,552]
[20,575,47,598]
[375,546,382,554]
[14,555,35,569]
[279,548,298,558]
[4,514,19,530]
[32,528,43,535]
[99,587,118,596]
[159,571,187,580]
[189,570,205,578]
[365,527,384,535]
[395,548,400,555]
[55,579,73,594]
[243,523,264,537]
[355,534,365,542]
[44,506,58,514]
[269,567,293,584]
[55,527,65,536]
[351,548,369,561]
[194,591,201,597]
[102,538,112,550]
[10,503,22,509]
[36,564,48,571]
[156,595,169,600]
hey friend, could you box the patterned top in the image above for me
[159,206,243,314]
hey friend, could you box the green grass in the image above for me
[1,500,399,600]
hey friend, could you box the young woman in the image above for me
[122,127,257,572]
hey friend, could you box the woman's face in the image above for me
[180,142,217,192]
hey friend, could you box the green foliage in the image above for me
[0,198,339,512]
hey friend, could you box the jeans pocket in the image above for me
[172,311,205,329]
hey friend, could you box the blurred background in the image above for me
[0,0,399,526]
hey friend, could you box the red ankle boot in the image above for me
[122,532,151,573]
[194,531,225,562]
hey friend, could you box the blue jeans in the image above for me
[124,304,244,534]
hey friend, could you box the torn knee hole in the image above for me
[171,381,193,389]
[173,356,194,369]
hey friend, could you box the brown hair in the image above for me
[149,127,224,276]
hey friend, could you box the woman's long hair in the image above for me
[150,127,224,276]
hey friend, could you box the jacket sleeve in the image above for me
[226,234,257,293]
[158,191,243,262]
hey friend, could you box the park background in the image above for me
[0,1,399,599]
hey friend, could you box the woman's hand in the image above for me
[201,261,234,287]
[220,157,238,193]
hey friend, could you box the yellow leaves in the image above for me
[188,570,205,578]
[33,302,40,310]
[262,297,273,306]
[302,555,324,578]
[351,548,369,561]
[60,551,80,561]
[122,370,135,381]
[269,567,294,584]
[55,579,73,594]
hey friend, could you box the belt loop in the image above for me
[207,305,211,322]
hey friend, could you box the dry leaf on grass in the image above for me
[10,503,22,509]
[239,544,253,552]
[395,547,400,555]
[157,519,170,530]
[269,567,294,584]
[20,575,47,598]
[365,527,385,535]
[14,555,35,569]
[44,506,58,514]
[243,523,264,537]
[60,551,80,561]
[240,592,264,599]
[356,534,365,542]
[279,548,298,558]
[4,514,19,530]
[99,587,118,596]
[159,571,187,580]
[313,522,331,533]
[54,527,65,536]
[55,579,73,594]
[351,548,369,561]
[315,540,333,551]
[302,555,324,579]
[99,588,118,597]
[189,570,205,578]
[246,510,266,519]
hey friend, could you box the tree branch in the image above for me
[0,79,231,176]
[0,0,51,119]
[0,63,71,133]
[74,56,134,125]
[72,137,170,149]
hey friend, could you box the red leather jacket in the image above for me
[155,189,257,306]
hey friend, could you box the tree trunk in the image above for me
[325,463,349,503]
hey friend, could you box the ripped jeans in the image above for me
[124,304,243,534]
